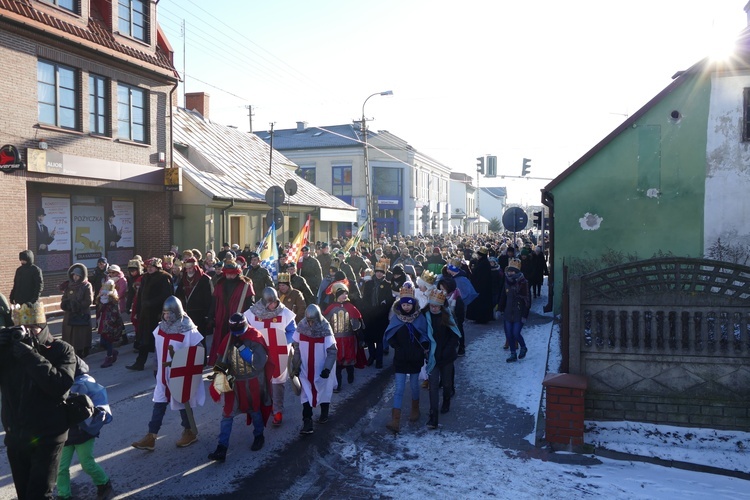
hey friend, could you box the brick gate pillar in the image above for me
[542,373,588,450]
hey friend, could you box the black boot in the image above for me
[126,350,148,371]
[208,444,227,462]
[318,403,330,424]
[300,418,314,435]
[250,434,264,451]
[506,353,518,363]
[518,347,528,359]
[426,410,438,429]
[334,368,342,392]
[346,366,354,384]
[441,397,451,414]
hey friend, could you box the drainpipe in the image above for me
[168,81,178,247]
[542,189,554,313]
[220,198,235,247]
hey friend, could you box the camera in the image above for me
[0,326,31,346]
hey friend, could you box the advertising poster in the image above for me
[72,205,105,268]
[41,197,71,252]
[111,200,134,248]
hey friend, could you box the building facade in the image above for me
[261,122,452,239]
[0,0,178,293]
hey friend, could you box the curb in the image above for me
[592,446,750,481]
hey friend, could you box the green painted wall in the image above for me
[549,73,711,313]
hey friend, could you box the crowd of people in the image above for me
[0,230,548,498]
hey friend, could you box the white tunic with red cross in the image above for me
[152,324,206,410]
[244,305,296,385]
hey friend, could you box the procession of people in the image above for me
[0,231,547,497]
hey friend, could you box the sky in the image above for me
[157,1,748,205]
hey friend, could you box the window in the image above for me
[373,167,402,197]
[117,84,146,142]
[118,0,148,42]
[43,0,77,12]
[332,165,352,196]
[297,166,316,184]
[37,60,78,130]
[89,74,108,135]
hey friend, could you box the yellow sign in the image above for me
[164,167,182,191]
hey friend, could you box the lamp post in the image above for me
[361,90,393,242]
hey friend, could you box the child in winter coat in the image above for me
[56,357,113,500]
[383,282,430,433]
[97,280,124,368]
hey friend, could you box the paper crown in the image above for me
[277,272,291,283]
[428,289,446,306]
[507,259,522,271]
[12,302,46,326]
[399,282,416,299]
[374,259,390,272]
[331,282,349,295]
[127,259,142,269]
[449,258,463,269]
[419,270,436,285]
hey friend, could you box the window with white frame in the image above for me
[37,60,78,130]
[117,84,146,142]
[332,165,352,196]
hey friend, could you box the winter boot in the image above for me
[409,399,420,422]
[426,410,438,429]
[300,418,314,435]
[518,347,528,359]
[176,428,198,447]
[386,408,401,433]
[208,444,227,462]
[506,352,518,363]
[250,434,265,451]
[96,480,114,500]
[101,356,114,368]
[131,433,157,451]
[346,366,354,384]
[441,397,451,414]
[317,403,330,424]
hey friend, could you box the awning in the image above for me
[320,207,357,222]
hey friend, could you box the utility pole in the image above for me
[268,123,274,176]
[246,105,254,133]
[181,19,186,107]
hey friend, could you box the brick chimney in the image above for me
[185,92,210,119]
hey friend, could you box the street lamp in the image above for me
[361,90,393,241]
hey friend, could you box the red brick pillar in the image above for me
[542,373,588,450]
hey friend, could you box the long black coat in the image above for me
[360,278,394,344]
[10,250,43,305]
[175,272,213,336]
[135,270,173,350]
[466,255,494,323]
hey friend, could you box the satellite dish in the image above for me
[266,208,284,230]
[284,179,298,196]
[265,186,285,207]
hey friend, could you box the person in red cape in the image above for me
[207,313,274,461]
[207,259,254,365]
[323,284,364,392]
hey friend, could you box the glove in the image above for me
[320,368,330,379]
[12,340,33,358]
[213,361,230,373]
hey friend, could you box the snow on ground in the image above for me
[346,429,750,499]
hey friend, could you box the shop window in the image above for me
[118,0,149,42]
[37,60,79,130]
[89,74,109,136]
[117,83,147,142]
[332,165,352,196]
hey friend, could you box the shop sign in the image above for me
[0,145,25,172]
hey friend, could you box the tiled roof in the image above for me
[258,124,365,150]
[481,186,507,199]
[0,0,176,74]
[173,108,356,212]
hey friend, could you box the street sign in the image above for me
[502,207,528,232]
[266,208,284,229]
[265,186,285,207]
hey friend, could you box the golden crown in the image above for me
[277,272,291,283]
[399,282,415,299]
[420,270,436,285]
[428,289,446,305]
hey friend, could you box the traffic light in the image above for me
[533,211,542,229]
[522,158,531,176]
[476,157,485,175]
[421,205,430,222]
[487,155,497,177]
